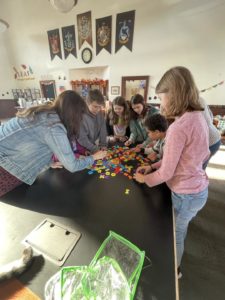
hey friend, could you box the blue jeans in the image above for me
[172,187,208,266]
[203,139,221,169]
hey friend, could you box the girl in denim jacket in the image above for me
[0,90,106,197]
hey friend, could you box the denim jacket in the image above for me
[0,112,94,185]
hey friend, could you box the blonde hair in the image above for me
[156,66,203,117]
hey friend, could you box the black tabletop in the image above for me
[1,167,177,300]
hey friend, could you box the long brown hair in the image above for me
[156,66,203,118]
[109,96,130,125]
[130,94,148,119]
[17,90,87,138]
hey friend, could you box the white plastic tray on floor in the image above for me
[23,218,81,266]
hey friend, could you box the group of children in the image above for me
[105,94,167,164]
[0,66,221,279]
[66,88,164,164]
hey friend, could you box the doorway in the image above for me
[40,80,57,100]
[69,66,109,99]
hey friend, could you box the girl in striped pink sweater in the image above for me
[134,66,210,277]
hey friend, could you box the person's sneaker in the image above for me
[177,266,182,279]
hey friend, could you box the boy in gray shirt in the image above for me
[77,89,107,154]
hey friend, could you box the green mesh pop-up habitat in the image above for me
[45,231,146,300]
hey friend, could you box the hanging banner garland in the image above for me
[47,29,62,60]
[200,80,224,93]
[96,16,112,55]
[71,79,107,87]
[62,25,77,59]
[115,10,135,53]
[77,11,92,49]
[149,80,224,100]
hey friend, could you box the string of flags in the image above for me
[150,79,224,100]
[200,80,224,93]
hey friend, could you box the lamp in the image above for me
[0,19,9,33]
[49,0,78,13]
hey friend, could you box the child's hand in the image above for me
[136,143,143,148]
[92,150,107,160]
[50,161,63,169]
[85,150,91,156]
[133,172,145,183]
[118,136,128,142]
[146,142,155,148]
[108,136,117,143]
[131,146,142,153]
[136,165,152,175]
[147,152,157,161]
[124,140,132,147]
[100,146,107,151]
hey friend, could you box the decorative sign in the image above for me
[77,11,92,49]
[115,10,135,53]
[111,86,120,95]
[13,65,35,80]
[47,29,62,60]
[62,25,77,59]
[96,16,112,55]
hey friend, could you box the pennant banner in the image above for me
[115,10,135,53]
[96,16,112,55]
[77,11,92,49]
[150,79,224,98]
[62,25,77,59]
[47,29,62,60]
[200,80,224,93]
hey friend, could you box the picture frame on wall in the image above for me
[24,89,32,100]
[31,88,36,100]
[121,76,149,102]
[111,86,120,95]
[12,89,18,100]
[34,88,41,99]
[16,89,24,97]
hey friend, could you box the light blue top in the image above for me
[0,112,94,185]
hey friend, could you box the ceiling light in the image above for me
[0,19,9,33]
[49,0,78,13]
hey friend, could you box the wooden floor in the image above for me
[179,145,225,300]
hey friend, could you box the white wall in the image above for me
[69,66,109,82]
[0,0,225,103]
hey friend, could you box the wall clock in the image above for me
[81,47,92,64]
